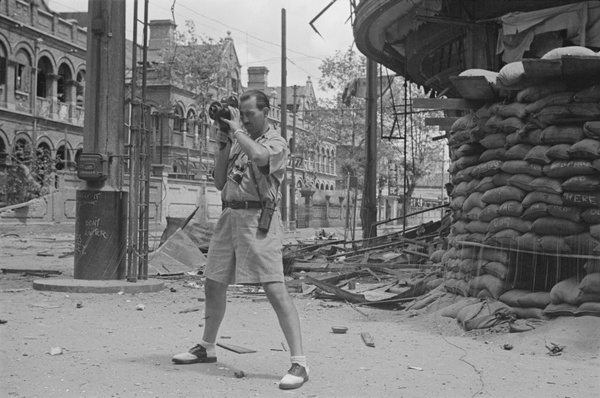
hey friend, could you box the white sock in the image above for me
[290,355,308,372]
[200,339,216,357]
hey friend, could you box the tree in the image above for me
[153,21,225,106]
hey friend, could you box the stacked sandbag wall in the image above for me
[440,50,600,317]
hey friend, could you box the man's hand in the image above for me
[220,107,243,133]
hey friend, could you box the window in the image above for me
[0,44,6,86]
[14,50,31,93]
[57,64,72,103]
[76,71,85,106]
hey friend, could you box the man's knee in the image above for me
[205,278,228,299]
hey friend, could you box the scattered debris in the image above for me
[545,342,565,356]
[281,341,288,352]
[179,306,201,314]
[2,268,61,275]
[234,371,246,378]
[407,366,423,371]
[170,287,177,292]
[361,332,375,347]
[331,326,348,334]
[0,319,7,324]
[503,344,513,351]
[58,251,74,258]
[76,302,83,309]
[49,347,63,356]
[217,342,257,354]
[135,304,146,311]
[184,282,202,289]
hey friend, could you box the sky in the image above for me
[47,0,358,100]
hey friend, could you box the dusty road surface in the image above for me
[1,223,599,398]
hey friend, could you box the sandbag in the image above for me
[480,133,508,149]
[498,200,523,217]
[581,208,600,224]
[583,120,600,139]
[547,205,582,223]
[463,192,486,212]
[466,207,483,221]
[590,224,600,240]
[531,217,587,236]
[480,248,510,263]
[452,220,468,235]
[495,102,528,119]
[450,195,467,210]
[451,113,475,132]
[452,154,482,172]
[474,176,496,192]
[497,61,525,87]
[540,125,584,145]
[543,302,578,317]
[585,260,600,273]
[564,233,599,254]
[574,84,600,102]
[543,160,596,178]
[549,276,581,305]
[507,174,536,192]
[499,289,530,306]
[466,233,486,244]
[524,145,552,165]
[482,261,511,281]
[481,186,526,204]
[524,91,574,114]
[498,117,525,134]
[473,160,504,178]
[517,81,567,103]
[533,105,571,126]
[492,172,512,186]
[504,143,532,160]
[452,181,469,197]
[519,128,543,146]
[486,228,520,247]
[479,204,501,223]
[529,177,563,194]
[441,297,481,318]
[465,220,489,234]
[567,102,600,118]
[522,191,563,207]
[568,139,600,159]
[521,202,549,221]
[579,273,600,294]
[575,302,600,316]
[429,249,446,263]
[479,147,506,162]
[513,307,547,319]
[454,143,484,159]
[545,144,571,160]
[459,247,480,259]
[562,191,600,208]
[516,232,542,251]
[441,247,458,262]
[517,292,551,309]
[505,132,523,147]
[542,46,597,59]
[468,275,509,299]
[487,216,532,234]
[539,235,572,253]
[563,175,600,192]
[465,178,482,195]
[501,160,543,177]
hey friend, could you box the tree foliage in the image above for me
[309,46,445,212]
[153,21,224,105]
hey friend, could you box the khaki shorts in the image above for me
[204,207,285,285]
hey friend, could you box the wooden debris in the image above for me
[361,332,375,347]
[216,342,257,354]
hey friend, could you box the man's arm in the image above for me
[233,130,269,167]
[213,130,232,191]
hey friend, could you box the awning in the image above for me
[497,1,600,63]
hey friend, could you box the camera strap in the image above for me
[247,162,265,210]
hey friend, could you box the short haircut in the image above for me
[240,89,270,110]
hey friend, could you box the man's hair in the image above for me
[240,89,270,110]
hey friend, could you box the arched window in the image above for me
[173,105,184,132]
[76,70,85,107]
[57,63,73,103]
[74,148,83,166]
[14,49,31,93]
[13,138,31,162]
[55,144,71,171]
[0,43,7,87]
[36,57,53,98]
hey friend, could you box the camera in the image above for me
[228,166,244,185]
[258,200,276,233]
[209,95,239,132]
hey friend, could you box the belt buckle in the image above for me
[244,201,250,209]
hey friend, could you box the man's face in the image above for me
[240,97,267,139]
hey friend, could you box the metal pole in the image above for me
[362,59,378,241]
[280,8,288,226]
[290,84,297,230]
[403,79,408,234]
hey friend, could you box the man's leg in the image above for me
[172,278,228,364]
[263,281,308,389]
[202,278,229,343]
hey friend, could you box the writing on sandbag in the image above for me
[562,191,600,207]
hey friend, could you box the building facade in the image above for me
[0,0,87,205]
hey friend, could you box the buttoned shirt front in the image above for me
[221,128,287,203]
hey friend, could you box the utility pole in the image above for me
[280,8,288,226]
[362,59,378,241]
[290,85,298,230]
[74,0,127,280]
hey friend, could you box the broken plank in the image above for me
[412,97,482,110]
[1,268,62,275]
[425,117,458,130]
[305,275,367,304]
[361,332,375,347]
[216,342,257,354]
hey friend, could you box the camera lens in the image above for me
[208,101,223,120]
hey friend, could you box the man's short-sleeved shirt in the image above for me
[222,128,287,203]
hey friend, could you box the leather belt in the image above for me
[222,200,263,210]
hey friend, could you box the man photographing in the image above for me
[172,89,309,390]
